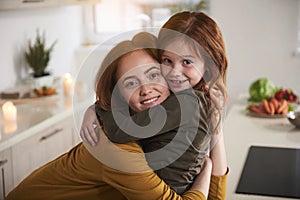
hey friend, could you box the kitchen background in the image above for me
[0,0,299,104]
[1,1,300,199]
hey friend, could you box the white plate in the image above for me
[246,110,286,118]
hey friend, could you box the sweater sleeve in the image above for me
[95,143,207,200]
[208,168,229,200]
[96,90,197,144]
[103,165,207,200]
[84,130,207,200]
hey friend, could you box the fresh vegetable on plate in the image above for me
[274,88,297,103]
[34,86,56,96]
[248,98,292,115]
[248,78,277,102]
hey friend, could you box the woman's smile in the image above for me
[141,96,159,104]
[117,50,170,113]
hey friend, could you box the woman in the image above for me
[6,32,212,200]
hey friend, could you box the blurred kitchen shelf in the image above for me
[0,0,101,11]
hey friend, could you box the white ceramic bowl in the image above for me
[287,111,300,128]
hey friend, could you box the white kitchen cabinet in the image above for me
[11,116,74,186]
[0,148,13,200]
[0,0,100,10]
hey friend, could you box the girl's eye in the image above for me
[124,80,139,88]
[183,59,192,65]
[162,58,172,65]
[149,72,160,80]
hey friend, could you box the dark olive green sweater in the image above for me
[96,89,211,194]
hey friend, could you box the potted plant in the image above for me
[25,30,57,88]
[169,0,209,14]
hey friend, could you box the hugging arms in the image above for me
[81,11,229,199]
[6,30,224,200]
[6,11,229,200]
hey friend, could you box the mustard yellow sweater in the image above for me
[6,137,228,200]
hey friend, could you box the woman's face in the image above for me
[117,50,170,113]
[161,39,205,92]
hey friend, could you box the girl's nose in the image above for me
[140,84,152,96]
[168,66,182,78]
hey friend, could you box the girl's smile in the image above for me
[161,39,205,92]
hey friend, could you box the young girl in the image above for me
[6,32,215,200]
[81,11,229,197]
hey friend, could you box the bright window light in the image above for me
[93,0,143,34]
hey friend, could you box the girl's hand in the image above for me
[191,157,212,199]
[80,104,100,146]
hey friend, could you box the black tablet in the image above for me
[236,146,300,198]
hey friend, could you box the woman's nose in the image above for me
[140,84,152,96]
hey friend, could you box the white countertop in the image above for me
[0,95,74,152]
[0,82,95,153]
[224,103,300,200]
[0,94,93,152]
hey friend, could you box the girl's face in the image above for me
[117,50,170,113]
[161,39,205,92]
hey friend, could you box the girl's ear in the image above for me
[203,70,212,83]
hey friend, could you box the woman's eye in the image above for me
[183,59,192,65]
[149,72,160,80]
[124,80,139,88]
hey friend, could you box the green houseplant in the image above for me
[169,0,209,14]
[25,30,57,78]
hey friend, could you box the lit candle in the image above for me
[4,120,17,134]
[63,73,73,98]
[2,101,17,121]
[2,101,17,134]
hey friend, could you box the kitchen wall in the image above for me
[210,0,300,103]
[0,5,83,91]
[0,0,299,102]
